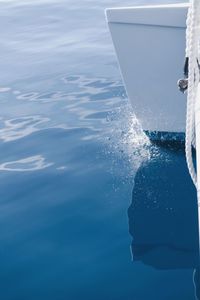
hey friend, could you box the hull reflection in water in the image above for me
[128,142,200,299]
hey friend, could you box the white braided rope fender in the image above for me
[185,0,200,187]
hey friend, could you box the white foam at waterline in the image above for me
[104,103,152,176]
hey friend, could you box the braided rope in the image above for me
[185,0,200,187]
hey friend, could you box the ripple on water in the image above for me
[0,155,53,172]
[0,115,49,142]
[0,75,151,175]
[62,75,127,103]
[0,87,11,93]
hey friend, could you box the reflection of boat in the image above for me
[128,143,199,297]
[106,3,188,134]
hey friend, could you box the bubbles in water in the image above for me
[104,103,151,177]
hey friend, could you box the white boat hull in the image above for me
[106,3,189,134]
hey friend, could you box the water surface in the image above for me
[0,0,198,299]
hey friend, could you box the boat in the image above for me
[106,3,189,136]
[106,0,200,209]
[106,1,200,288]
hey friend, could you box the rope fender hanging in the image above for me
[182,0,200,188]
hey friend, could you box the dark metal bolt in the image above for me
[177,78,188,93]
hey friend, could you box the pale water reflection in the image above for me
[0,155,53,171]
[0,116,49,142]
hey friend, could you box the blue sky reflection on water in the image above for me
[0,0,198,300]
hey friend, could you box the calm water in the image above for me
[0,0,198,299]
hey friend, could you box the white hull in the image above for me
[106,3,189,134]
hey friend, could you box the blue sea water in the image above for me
[0,0,198,299]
